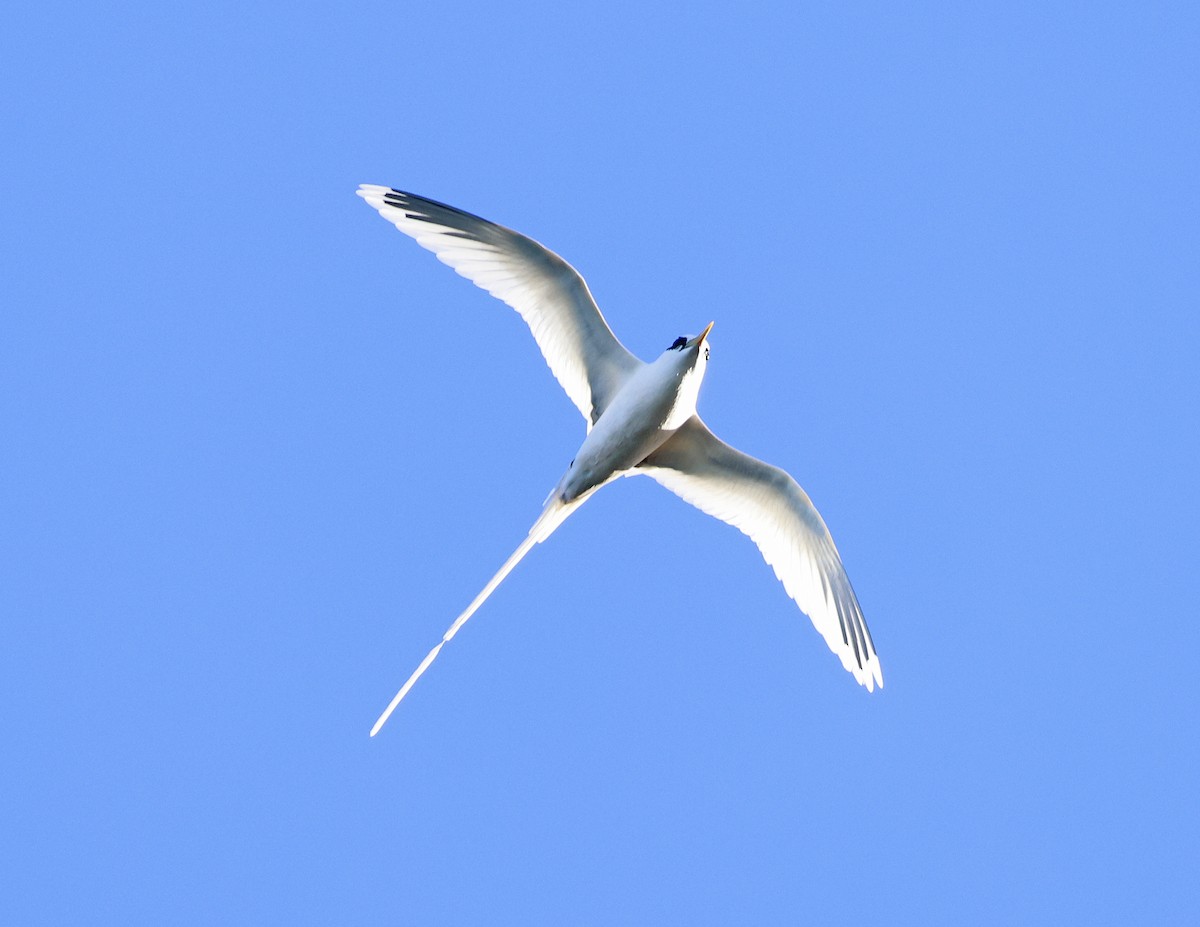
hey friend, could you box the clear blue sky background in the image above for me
[3,1,1197,923]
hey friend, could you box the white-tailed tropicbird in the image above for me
[356,186,882,736]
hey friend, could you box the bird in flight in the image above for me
[357,185,882,735]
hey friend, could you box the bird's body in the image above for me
[558,337,709,502]
[356,185,881,735]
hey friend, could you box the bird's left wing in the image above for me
[357,186,641,425]
[639,416,882,690]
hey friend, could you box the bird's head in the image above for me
[661,320,714,374]
[653,321,715,429]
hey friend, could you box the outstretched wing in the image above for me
[357,186,641,425]
[640,416,882,690]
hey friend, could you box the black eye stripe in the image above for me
[669,336,687,350]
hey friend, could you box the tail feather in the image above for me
[369,496,579,736]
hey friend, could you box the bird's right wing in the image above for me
[357,186,642,426]
[639,416,882,690]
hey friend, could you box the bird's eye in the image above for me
[669,336,687,350]
[704,346,710,361]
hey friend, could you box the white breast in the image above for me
[662,364,703,430]
[556,354,702,501]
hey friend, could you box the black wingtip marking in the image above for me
[843,575,875,665]
[835,592,863,670]
[382,189,492,228]
[821,572,849,647]
[859,609,877,658]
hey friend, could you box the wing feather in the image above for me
[357,185,641,424]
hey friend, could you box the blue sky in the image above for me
[3,1,1197,923]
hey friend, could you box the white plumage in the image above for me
[356,185,882,735]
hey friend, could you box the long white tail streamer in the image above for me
[369,498,580,736]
